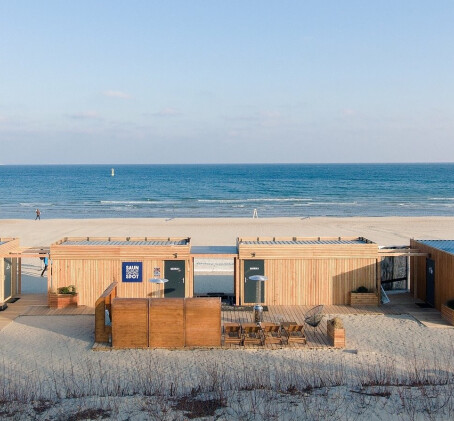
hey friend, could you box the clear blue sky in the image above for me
[1,1,453,164]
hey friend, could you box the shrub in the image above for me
[57,285,77,295]
[355,286,369,293]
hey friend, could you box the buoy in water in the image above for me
[111,168,115,177]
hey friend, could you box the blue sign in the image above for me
[122,262,143,282]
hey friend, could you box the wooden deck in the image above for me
[3,292,452,351]
[0,293,48,330]
[21,303,94,316]
[221,304,401,349]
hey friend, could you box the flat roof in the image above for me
[0,238,15,246]
[238,237,373,246]
[61,239,189,246]
[191,246,238,255]
[417,240,454,255]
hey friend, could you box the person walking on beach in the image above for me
[35,208,41,220]
[41,256,48,277]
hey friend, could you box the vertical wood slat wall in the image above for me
[410,239,454,311]
[0,238,20,303]
[95,282,117,343]
[111,297,221,349]
[50,238,192,307]
[237,237,379,306]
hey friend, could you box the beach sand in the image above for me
[1,312,454,419]
[2,217,454,419]
[2,216,454,246]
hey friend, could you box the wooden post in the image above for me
[18,258,22,294]
[235,257,240,306]
[377,257,382,305]
[47,255,51,292]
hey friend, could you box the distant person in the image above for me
[35,209,41,220]
[41,256,48,277]
[39,255,45,269]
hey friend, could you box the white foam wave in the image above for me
[20,202,54,207]
[294,201,359,206]
[100,200,179,205]
[197,198,313,204]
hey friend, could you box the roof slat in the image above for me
[62,239,189,246]
[238,237,371,246]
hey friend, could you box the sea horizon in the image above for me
[1,163,454,219]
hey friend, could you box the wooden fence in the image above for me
[110,297,221,349]
[95,282,118,343]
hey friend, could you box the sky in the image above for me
[0,1,453,164]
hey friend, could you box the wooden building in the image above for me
[237,237,380,306]
[50,235,383,308]
[0,238,21,309]
[410,239,454,310]
[50,237,192,307]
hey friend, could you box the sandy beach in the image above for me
[2,216,454,247]
[2,217,454,419]
[1,310,454,419]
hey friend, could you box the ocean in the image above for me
[0,163,453,219]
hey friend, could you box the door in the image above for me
[164,260,185,298]
[3,258,12,300]
[243,260,265,304]
[426,258,435,307]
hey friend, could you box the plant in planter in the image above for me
[350,285,379,306]
[327,317,345,348]
[57,285,77,295]
[441,299,454,326]
[48,285,79,309]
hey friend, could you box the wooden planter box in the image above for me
[350,292,379,306]
[441,304,454,326]
[327,321,345,348]
[48,293,79,309]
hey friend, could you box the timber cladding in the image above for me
[95,282,118,343]
[50,237,193,307]
[185,297,221,347]
[0,238,20,303]
[0,238,20,256]
[149,298,185,347]
[237,237,379,306]
[110,297,221,349]
[410,239,454,311]
[112,298,149,349]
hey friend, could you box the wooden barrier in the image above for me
[149,298,185,348]
[350,292,379,306]
[185,298,221,347]
[441,304,454,326]
[95,282,118,343]
[112,298,149,349]
[109,297,221,349]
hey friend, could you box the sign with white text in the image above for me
[122,262,143,282]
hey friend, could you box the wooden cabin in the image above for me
[50,237,192,307]
[237,236,379,306]
[0,238,21,309]
[410,239,454,310]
